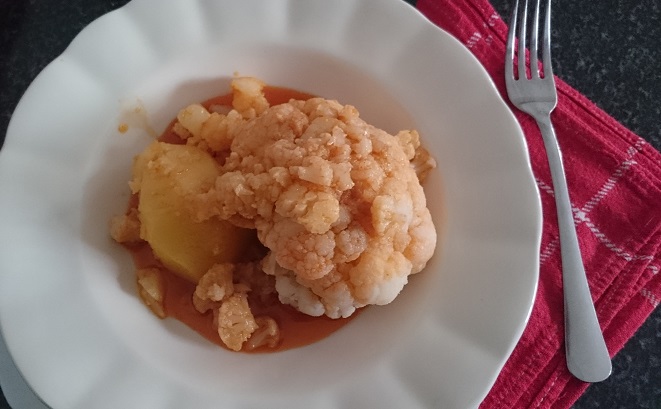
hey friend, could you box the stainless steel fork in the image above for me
[505,0,612,382]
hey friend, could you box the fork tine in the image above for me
[517,0,529,80]
[505,0,519,80]
[529,0,541,78]
[542,0,553,79]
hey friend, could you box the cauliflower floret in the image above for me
[135,267,165,318]
[231,77,269,119]
[245,316,281,350]
[395,129,437,183]
[183,77,436,319]
[333,223,368,263]
[348,245,411,305]
[215,292,258,351]
[259,217,336,280]
[274,273,325,317]
[274,185,340,234]
[177,104,211,139]
[193,263,235,313]
[110,207,141,244]
[192,262,279,351]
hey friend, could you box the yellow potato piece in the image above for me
[135,142,257,283]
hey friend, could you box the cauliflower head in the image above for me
[179,77,437,319]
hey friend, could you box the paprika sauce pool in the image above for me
[125,86,359,353]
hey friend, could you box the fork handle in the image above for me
[536,115,612,383]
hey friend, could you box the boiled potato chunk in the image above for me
[134,142,257,283]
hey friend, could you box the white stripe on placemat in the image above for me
[641,288,660,307]
[534,140,658,273]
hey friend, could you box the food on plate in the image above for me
[131,142,259,283]
[111,76,437,352]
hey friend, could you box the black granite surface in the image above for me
[1,0,659,408]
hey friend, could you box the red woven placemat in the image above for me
[416,0,661,407]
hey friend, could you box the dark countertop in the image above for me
[1,0,659,408]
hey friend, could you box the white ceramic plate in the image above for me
[0,0,541,408]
